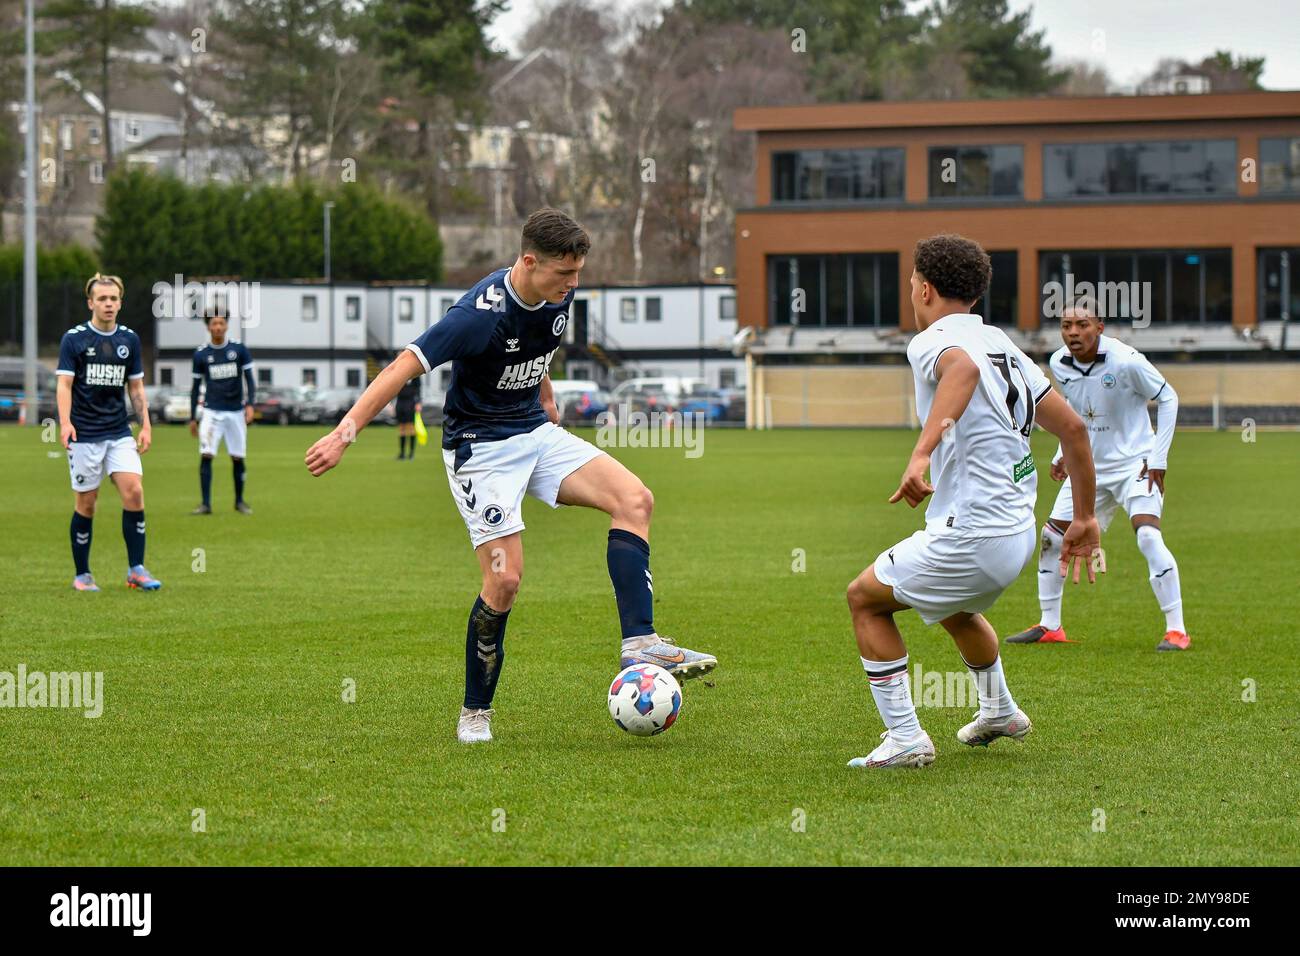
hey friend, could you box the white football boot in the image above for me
[848,730,936,769]
[957,709,1032,747]
[457,707,495,744]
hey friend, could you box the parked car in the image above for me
[297,388,360,425]
[252,387,306,425]
[550,379,610,424]
[163,392,194,423]
[145,386,178,424]
[679,387,747,423]
[610,377,706,411]
[0,357,58,423]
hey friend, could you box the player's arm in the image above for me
[540,374,559,424]
[1141,382,1178,494]
[242,351,257,425]
[56,374,75,448]
[189,359,203,437]
[305,349,424,476]
[890,347,980,508]
[1035,389,1099,582]
[127,376,152,453]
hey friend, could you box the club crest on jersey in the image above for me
[552,314,567,337]
[496,348,557,390]
[116,344,130,359]
[1102,373,1116,389]
[226,349,236,360]
[482,504,505,527]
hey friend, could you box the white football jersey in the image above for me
[906,314,1052,537]
[1048,334,1166,470]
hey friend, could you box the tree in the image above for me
[37,0,155,176]
[1054,59,1113,97]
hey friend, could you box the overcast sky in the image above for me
[488,0,1300,91]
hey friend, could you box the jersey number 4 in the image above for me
[987,353,1035,437]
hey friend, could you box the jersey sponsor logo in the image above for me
[482,504,505,527]
[1013,452,1035,483]
[552,313,567,337]
[84,363,127,387]
[475,283,505,311]
[496,348,557,390]
[208,361,239,380]
[116,344,130,359]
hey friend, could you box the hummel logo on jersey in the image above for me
[505,338,520,352]
[460,479,472,494]
[475,284,505,311]
[496,348,557,390]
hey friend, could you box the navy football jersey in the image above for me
[192,340,254,413]
[56,323,144,442]
[406,267,572,449]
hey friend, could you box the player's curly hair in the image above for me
[84,272,124,298]
[913,235,991,305]
[521,207,590,259]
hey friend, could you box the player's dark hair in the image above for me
[913,235,991,305]
[203,311,228,327]
[521,207,590,260]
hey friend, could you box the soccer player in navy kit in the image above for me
[57,274,162,591]
[305,208,717,744]
[189,312,256,514]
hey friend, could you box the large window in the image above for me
[772,148,905,203]
[972,252,1018,325]
[398,296,413,322]
[1040,249,1231,325]
[719,295,736,320]
[1260,138,1300,193]
[646,297,662,322]
[767,253,900,327]
[346,295,361,322]
[1259,249,1300,320]
[928,146,1023,199]
[301,295,318,322]
[1044,140,1236,198]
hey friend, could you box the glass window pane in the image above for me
[825,256,849,326]
[1170,141,1205,193]
[774,152,796,201]
[1073,144,1108,195]
[930,147,959,198]
[878,254,900,327]
[1044,145,1073,197]
[983,251,1017,325]
[799,151,825,200]
[1137,253,1168,324]
[959,146,991,197]
[991,146,1023,197]
[1137,143,1171,193]
[771,257,794,324]
[1204,250,1232,323]
[791,256,822,326]
[1170,252,1201,322]
[1103,253,1134,284]
[1205,140,1236,193]
[852,256,877,326]
[1107,144,1139,195]
[880,149,905,199]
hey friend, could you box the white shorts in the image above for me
[199,408,248,458]
[1050,460,1162,532]
[442,422,606,548]
[874,526,1037,626]
[68,435,142,492]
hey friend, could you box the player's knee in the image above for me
[486,569,522,604]
[846,576,872,612]
[621,483,653,523]
[76,495,97,517]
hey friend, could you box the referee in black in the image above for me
[394,372,423,460]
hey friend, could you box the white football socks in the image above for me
[964,654,1017,720]
[1037,524,1065,630]
[1136,525,1185,633]
[861,655,922,741]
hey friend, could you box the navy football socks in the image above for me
[199,456,212,506]
[122,509,146,568]
[607,529,655,640]
[70,512,93,576]
[464,596,509,709]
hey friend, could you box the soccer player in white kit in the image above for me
[845,235,1101,769]
[1005,299,1187,651]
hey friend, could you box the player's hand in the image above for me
[1060,516,1102,584]
[189,419,199,438]
[889,454,933,508]
[1140,463,1165,494]
[60,422,76,449]
[1050,458,1068,482]
[244,404,255,425]
[136,425,152,454]
[305,428,349,476]
[542,399,560,425]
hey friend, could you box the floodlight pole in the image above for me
[324,201,335,387]
[22,0,38,427]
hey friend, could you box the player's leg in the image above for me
[1006,474,1075,644]
[193,408,217,514]
[396,421,410,460]
[549,443,717,679]
[68,440,106,590]
[108,444,160,590]
[458,531,524,744]
[944,611,1032,745]
[226,410,251,513]
[1132,514,1188,651]
[844,556,934,769]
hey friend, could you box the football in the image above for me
[607,664,682,736]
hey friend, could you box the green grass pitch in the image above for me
[1,422,1297,866]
